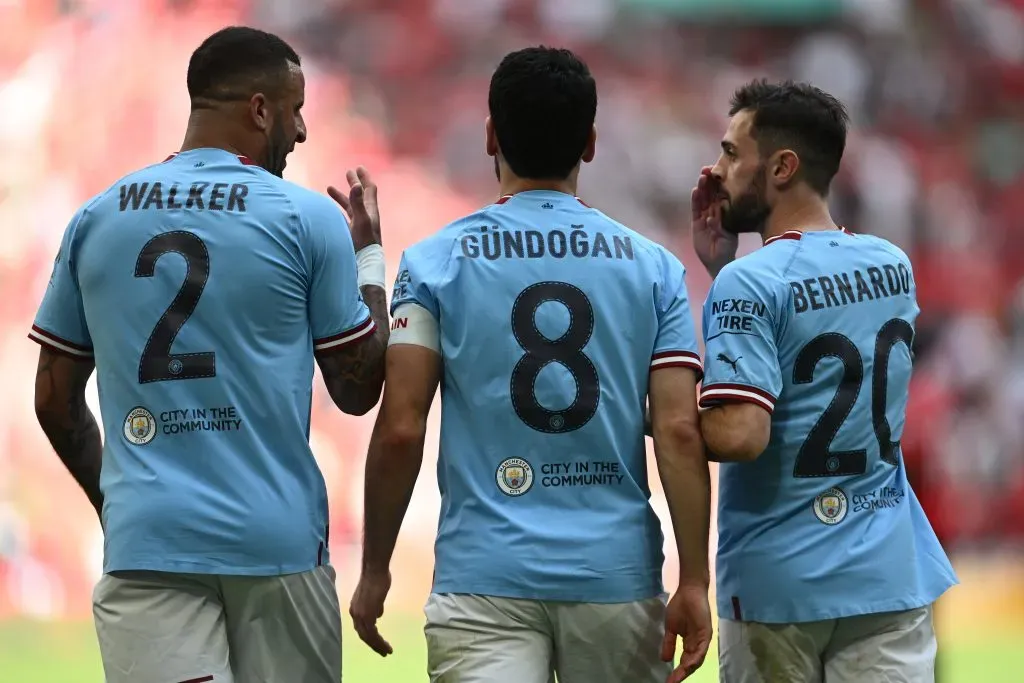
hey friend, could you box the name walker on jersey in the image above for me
[461,225,634,261]
[119,182,249,213]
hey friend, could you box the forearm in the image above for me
[361,424,424,573]
[319,285,390,415]
[360,284,390,348]
[37,402,103,514]
[654,428,711,587]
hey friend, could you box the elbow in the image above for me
[703,427,767,462]
[374,418,427,458]
[653,416,703,454]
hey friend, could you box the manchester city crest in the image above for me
[495,457,534,497]
[813,487,848,525]
[123,406,157,446]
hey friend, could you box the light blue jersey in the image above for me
[700,228,958,623]
[392,190,702,603]
[30,148,374,575]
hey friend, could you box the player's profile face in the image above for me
[263,62,307,177]
[715,111,770,235]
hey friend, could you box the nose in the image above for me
[296,117,307,145]
[710,156,726,183]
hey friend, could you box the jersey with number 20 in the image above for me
[700,229,958,623]
[390,190,702,603]
[30,148,374,576]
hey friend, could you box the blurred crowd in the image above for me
[0,0,1022,618]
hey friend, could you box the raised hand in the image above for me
[328,166,381,252]
[691,166,737,278]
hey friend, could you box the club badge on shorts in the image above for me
[496,457,534,497]
[123,407,157,446]
[813,487,848,525]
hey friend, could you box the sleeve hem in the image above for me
[650,350,703,378]
[28,325,93,358]
[314,316,377,353]
[699,383,776,414]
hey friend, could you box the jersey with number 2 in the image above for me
[30,148,374,575]
[391,190,702,603]
[700,229,957,623]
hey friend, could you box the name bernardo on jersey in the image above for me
[461,225,634,261]
[790,262,911,314]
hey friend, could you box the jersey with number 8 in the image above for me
[390,190,702,603]
[700,229,957,624]
[30,148,373,576]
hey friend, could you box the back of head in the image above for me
[187,26,301,109]
[488,46,597,181]
[729,79,849,196]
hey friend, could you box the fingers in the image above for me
[352,615,393,657]
[670,630,711,683]
[327,185,352,220]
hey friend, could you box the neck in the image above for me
[761,187,838,243]
[498,164,579,199]
[179,111,250,159]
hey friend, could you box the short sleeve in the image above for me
[302,194,375,353]
[390,248,441,319]
[699,263,784,413]
[650,250,703,377]
[29,211,93,359]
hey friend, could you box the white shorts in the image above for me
[423,592,672,683]
[718,605,936,683]
[92,566,341,683]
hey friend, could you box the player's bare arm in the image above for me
[699,402,770,462]
[649,366,713,681]
[33,347,103,516]
[317,167,389,415]
[350,343,441,657]
[315,286,389,415]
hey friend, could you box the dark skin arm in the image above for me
[33,348,103,517]
[316,167,389,415]
[315,283,389,415]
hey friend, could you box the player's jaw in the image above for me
[720,164,771,235]
[263,115,295,178]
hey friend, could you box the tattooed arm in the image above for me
[34,348,103,516]
[316,284,390,416]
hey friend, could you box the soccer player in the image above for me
[29,26,389,683]
[348,46,713,683]
[692,80,959,683]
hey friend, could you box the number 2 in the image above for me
[134,231,216,383]
[510,281,600,433]
[792,318,913,477]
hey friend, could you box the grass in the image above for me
[1,615,1022,682]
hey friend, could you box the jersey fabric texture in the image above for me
[700,228,958,623]
[30,148,374,575]
[391,189,702,603]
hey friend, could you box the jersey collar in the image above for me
[163,150,258,166]
[763,227,853,246]
[495,191,590,207]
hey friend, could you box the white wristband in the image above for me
[356,244,386,290]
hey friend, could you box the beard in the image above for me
[720,163,771,235]
[265,116,290,178]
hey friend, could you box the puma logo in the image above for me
[717,353,742,373]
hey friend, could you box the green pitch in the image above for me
[0,617,1021,683]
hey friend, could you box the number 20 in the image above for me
[793,319,913,478]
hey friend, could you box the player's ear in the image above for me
[581,124,597,164]
[485,116,499,158]
[770,149,800,187]
[250,93,270,132]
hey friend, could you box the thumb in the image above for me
[661,626,677,663]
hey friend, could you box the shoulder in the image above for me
[713,251,790,303]
[850,232,913,268]
[401,211,486,267]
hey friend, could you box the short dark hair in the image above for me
[488,47,597,180]
[729,79,849,196]
[187,26,300,105]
